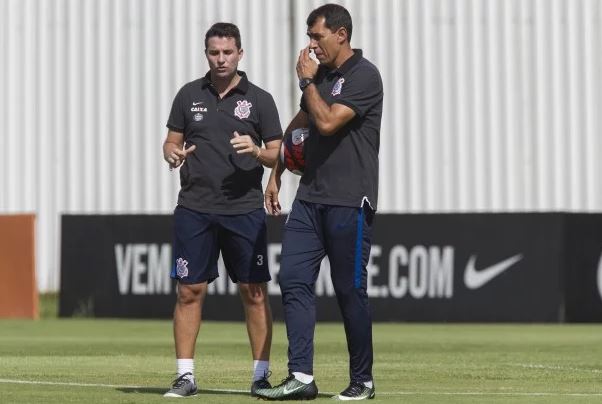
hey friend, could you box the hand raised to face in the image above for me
[296,47,319,80]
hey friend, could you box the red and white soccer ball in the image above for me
[280,127,309,175]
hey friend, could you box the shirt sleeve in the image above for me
[258,92,283,143]
[166,86,187,132]
[334,64,383,118]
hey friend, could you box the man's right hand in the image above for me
[164,144,197,169]
[264,176,282,215]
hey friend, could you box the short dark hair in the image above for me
[204,22,241,50]
[306,3,353,42]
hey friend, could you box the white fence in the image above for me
[1,0,601,291]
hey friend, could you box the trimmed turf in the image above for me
[1,319,602,403]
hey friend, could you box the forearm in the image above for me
[303,84,338,136]
[254,145,279,168]
[269,158,285,181]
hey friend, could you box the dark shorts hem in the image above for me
[171,275,217,285]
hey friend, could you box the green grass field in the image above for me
[1,298,602,403]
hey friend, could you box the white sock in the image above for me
[292,372,314,384]
[253,360,270,382]
[177,358,194,380]
[364,381,373,388]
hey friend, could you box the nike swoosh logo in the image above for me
[464,254,523,289]
[283,385,305,395]
[192,101,203,105]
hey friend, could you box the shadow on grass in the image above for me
[117,387,165,395]
[317,392,334,399]
[117,387,248,397]
[117,387,333,399]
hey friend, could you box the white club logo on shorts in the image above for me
[176,258,189,278]
[234,100,253,119]
[331,77,345,96]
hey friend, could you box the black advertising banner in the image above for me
[60,215,257,320]
[60,215,175,318]
[60,213,602,322]
[564,214,602,322]
[359,213,565,322]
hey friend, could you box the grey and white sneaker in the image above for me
[163,372,198,398]
[333,381,375,400]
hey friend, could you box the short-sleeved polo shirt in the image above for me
[167,71,282,214]
[298,49,383,210]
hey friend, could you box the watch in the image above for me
[299,77,314,91]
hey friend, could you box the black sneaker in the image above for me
[254,374,318,400]
[333,381,375,400]
[251,371,272,397]
[163,372,198,398]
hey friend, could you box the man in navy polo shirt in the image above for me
[162,22,282,398]
[256,4,383,401]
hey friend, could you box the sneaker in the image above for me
[333,381,375,400]
[163,372,198,398]
[254,374,318,400]
[251,371,272,397]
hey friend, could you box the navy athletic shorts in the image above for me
[171,205,270,285]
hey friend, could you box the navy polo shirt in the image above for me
[167,71,282,214]
[298,49,383,210]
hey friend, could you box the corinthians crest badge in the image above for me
[234,100,253,119]
[176,258,189,278]
[331,77,345,96]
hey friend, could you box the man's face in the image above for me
[307,17,342,67]
[205,36,242,79]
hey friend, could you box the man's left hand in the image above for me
[230,131,261,158]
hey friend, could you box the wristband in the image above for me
[299,77,313,91]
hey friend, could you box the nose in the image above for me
[217,52,226,64]
[308,38,318,49]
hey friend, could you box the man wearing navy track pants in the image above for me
[256,4,383,401]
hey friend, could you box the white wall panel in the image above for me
[1,0,601,291]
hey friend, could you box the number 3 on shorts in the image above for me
[256,254,264,266]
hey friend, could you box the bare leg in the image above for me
[174,282,207,358]
[239,282,272,360]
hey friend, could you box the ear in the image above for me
[337,27,348,44]
[238,48,244,61]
